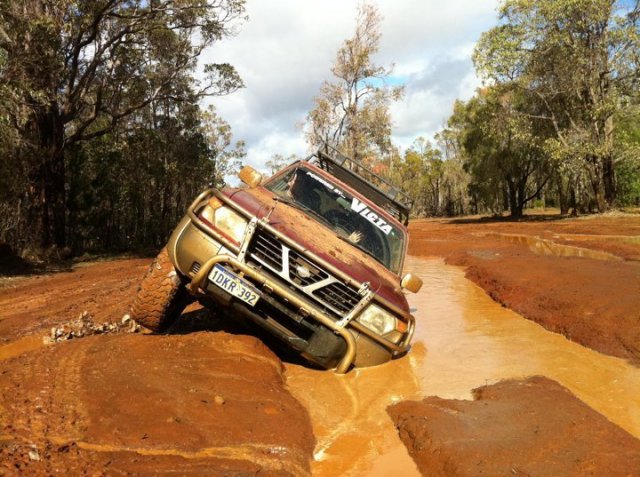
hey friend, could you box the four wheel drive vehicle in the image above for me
[131,149,422,373]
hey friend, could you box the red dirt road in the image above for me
[0,258,149,344]
[1,214,639,475]
[409,214,640,364]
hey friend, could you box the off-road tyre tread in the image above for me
[131,247,190,332]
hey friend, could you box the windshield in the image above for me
[265,166,406,273]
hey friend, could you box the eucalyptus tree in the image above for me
[265,153,298,175]
[435,129,472,216]
[65,101,245,253]
[450,86,550,218]
[615,106,640,205]
[0,0,245,249]
[474,0,640,211]
[305,3,403,162]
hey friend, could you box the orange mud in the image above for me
[0,259,315,476]
[287,256,640,476]
[0,214,639,475]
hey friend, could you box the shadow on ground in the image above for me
[168,307,316,369]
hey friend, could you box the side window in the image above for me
[266,169,295,194]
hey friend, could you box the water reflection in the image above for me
[285,256,640,476]
[476,232,623,261]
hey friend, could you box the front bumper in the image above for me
[167,189,415,373]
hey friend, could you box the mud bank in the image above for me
[0,332,315,476]
[0,258,315,475]
[388,376,640,476]
[408,215,640,364]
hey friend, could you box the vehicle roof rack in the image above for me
[311,145,414,226]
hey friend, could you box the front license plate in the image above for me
[209,265,260,307]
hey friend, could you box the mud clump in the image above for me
[388,376,640,476]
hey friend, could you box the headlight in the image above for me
[199,198,248,245]
[356,304,397,336]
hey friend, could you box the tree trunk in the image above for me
[27,103,67,250]
[602,101,616,207]
[587,157,607,213]
[569,185,578,215]
[507,180,523,218]
[602,154,616,207]
[47,151,66,249]
[42,105,67,249]
[25,159,48,249]
[556,176,569,215]
[594,181,607,213]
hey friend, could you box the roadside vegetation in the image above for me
[1,0,639,263]
[0,0,247,259]
[303,0,640,218]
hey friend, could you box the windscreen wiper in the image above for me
[273,195,305,211]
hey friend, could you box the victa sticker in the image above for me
[351,198,392,235]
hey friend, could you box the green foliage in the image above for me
[615,106,640,206]
[474,0,640,212]
[65,103,245,252]
[448,86,551,217]
[0,0,246,255]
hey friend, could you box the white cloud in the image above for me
[245,130,308,170]
[201,0,500,173]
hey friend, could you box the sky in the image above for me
[202,0,502,172]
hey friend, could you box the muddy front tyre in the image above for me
[131,248,191,332]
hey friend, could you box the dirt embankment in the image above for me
[388,376,640,476]
[0,259,316,476]
[408,215,640,365]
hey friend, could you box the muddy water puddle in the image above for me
[553,232,640,244]
[476,232,624,260]
[285,256,640,476]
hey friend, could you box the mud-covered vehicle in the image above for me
[131,149,422,372]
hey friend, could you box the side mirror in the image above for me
[401,273,423,294]
[238,166,263,188]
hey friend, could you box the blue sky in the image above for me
[202,0,501,172]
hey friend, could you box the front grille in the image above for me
[250,231,283,270]
[289,250,328,286]
[314,282,362,315]
[248,229,362,317]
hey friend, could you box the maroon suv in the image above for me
[131,149,422,372]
